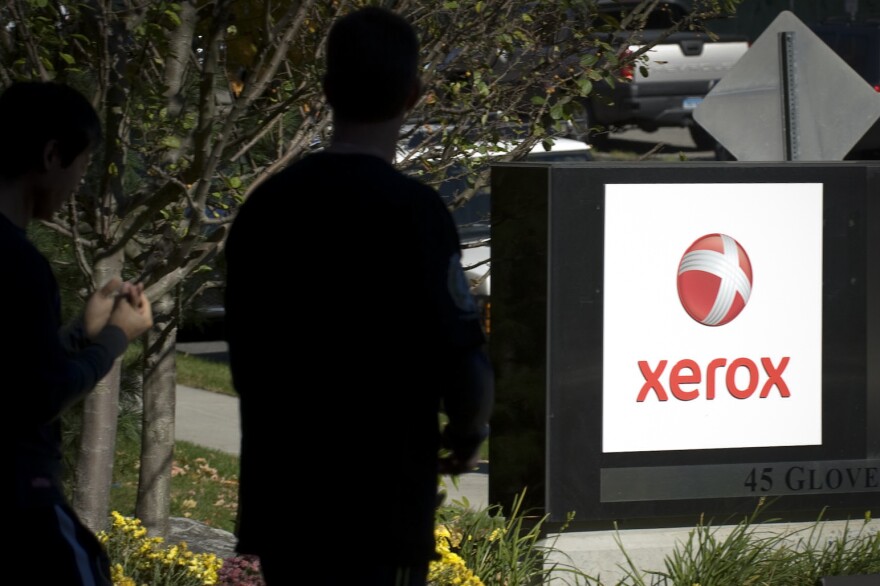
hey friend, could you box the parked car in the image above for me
[574,0,749,150]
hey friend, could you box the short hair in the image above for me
[0,81,102,180]
[323,7,420,123]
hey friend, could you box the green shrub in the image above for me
[614,501,878,586]
[436,487,596,585]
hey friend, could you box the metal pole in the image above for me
[779,31,799,161]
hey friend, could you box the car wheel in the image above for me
[688,122,717,151]
[714,142,736,161]
[567,100,612,150]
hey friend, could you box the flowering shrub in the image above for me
[217,554,265,586]
[98,511,489,586]
[436,489,591,586]
[212,523,489,586]
[429,525,486,586]
[98,511,223,586]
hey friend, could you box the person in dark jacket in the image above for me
[3,81,154,586]
[224,7,494,586]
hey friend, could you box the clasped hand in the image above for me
[84,277,154,342]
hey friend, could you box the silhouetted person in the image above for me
[224,7,494,585]
[4,81,153,586]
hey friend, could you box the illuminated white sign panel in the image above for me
[602,184,823,453]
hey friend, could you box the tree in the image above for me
[0,0,740,536]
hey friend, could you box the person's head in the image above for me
[0,81,101,219]
[323,7,421,123]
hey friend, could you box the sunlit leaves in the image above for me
[161,136,183,150]
[0,0,745,301]
[164,9,182,27]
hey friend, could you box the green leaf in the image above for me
[577,78,593,96]
[580,53,599,68]
[227,176,242,189]
[164,9,181,27]
[161,136,181,149]
[530,96,546,106]
[59,52,75,65]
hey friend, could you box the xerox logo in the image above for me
[677,234,753,326]
[603,183,823,452]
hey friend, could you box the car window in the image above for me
[597,0,688,30]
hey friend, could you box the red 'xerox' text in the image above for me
[636,357,791,402]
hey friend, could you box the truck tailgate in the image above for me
[631,40,749,84]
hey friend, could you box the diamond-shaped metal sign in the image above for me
[693,11,880,161]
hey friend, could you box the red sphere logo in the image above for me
[677,234,753,326]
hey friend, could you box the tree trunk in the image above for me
[136,291,178,538]
[72,253,125,533]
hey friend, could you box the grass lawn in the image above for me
[176,351,235,396]
[110,432,240,535]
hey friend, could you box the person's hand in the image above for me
[84,277,126,339]
[438,421,488,476]
[108,283,153,341]
[438,448,481,476]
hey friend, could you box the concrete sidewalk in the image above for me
[175,385,240,455]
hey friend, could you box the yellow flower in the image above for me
[429,531,485,586]
[102,511,222,586]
